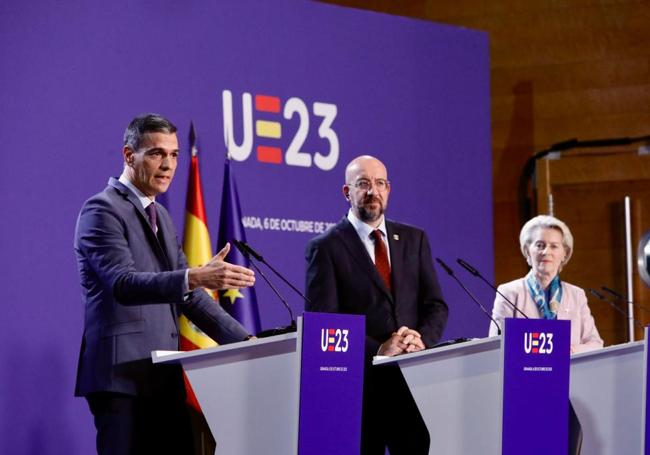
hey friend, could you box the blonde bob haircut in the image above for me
[519,215,574,268]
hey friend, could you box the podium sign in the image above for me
[502,319,570,455]
[298,312,365,455]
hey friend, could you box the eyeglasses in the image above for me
[348,178,390,192]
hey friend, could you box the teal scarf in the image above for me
[526,270,563,320]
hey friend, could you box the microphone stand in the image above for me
[456,258,529,319]
[239,241,313,305]
[588,288,643,330]
[233,240,296,337]
[436,258,501,335]
[602,286,650,313]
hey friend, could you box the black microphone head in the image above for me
[241,241,263,261]
[456,258,479,276]
[435,258,453,276]
[602,286,623,299]
[588,288,604,300]
[232,239,249,257]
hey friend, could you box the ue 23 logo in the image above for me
[523,332,554,354]
[321,328,349,352]
[222,90,339,171]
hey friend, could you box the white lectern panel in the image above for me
[374,337,502,454]
[153,333,300,455]
[570,341,644,455]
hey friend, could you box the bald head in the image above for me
[344,155,387,183]
[343,155,391,226]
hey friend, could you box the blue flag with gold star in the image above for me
[216,158,262,334]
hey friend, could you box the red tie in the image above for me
[372,229,391,291]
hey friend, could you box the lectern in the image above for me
[570,340,644,454]
[374,319,571,454]
[153,312,364,455]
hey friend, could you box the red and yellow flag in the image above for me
[180,123,217,410]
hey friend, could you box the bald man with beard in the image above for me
[305,155,448,454]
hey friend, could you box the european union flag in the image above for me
[216,158,262,334]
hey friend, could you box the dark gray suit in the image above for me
[305,217,447,354]
[75,178,248,396]
[74,178,248,453]
[305,216,448,454]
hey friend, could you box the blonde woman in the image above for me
[489,215,603,354]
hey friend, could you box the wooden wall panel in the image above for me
[542,174,650,344]
[492,86,650,123]
[319,0,650,345]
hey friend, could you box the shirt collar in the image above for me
[347,209,387,240]
[118,173,154,209]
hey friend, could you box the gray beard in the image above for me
[358,205,383,223]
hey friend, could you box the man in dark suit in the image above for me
[305,155,448,454]
[74,113,256,454]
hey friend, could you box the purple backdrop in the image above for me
[0,0,491,452]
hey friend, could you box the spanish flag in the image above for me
[180,123,217,410]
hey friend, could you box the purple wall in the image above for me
[0,1,491,452]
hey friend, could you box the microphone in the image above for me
[601,286,650,313]
[601,286,624,300]
[237,240,263,261]
[436,258,501,335]
[588,288,643,329]
[238,241,312,306]
[232,240,296,337]
[456,258,529,319]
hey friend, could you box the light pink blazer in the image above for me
[489,278,604,354]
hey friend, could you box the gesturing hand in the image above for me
[188,243,256,291]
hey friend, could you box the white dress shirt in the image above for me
[346,210,391,266]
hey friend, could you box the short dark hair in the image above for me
[123,113,177,151]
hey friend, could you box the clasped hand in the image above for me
[378,326,425,357]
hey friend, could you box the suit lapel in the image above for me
[156,207,177,269]
[153,210,181,326]
[109,178,179,328]
[336,217,393,301]
[386,221,403,304]
[156,211,181,325]
[109,178,172,269]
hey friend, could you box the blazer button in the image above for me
[171,332,178,338]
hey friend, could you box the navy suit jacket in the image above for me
[305,216,448,358]
[74,178,249,397]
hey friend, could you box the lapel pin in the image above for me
[393,234,399,241]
